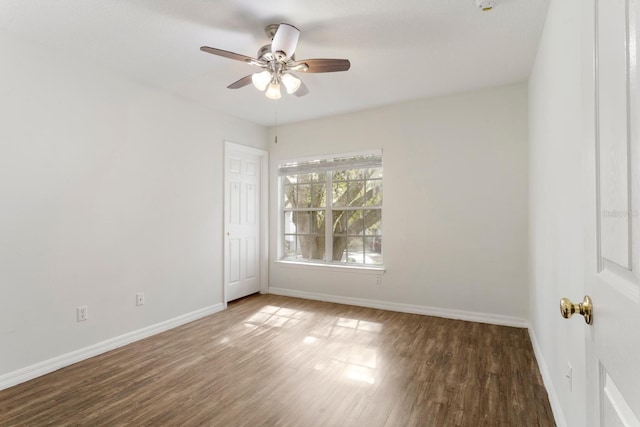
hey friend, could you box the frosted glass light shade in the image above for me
[272,23,300,59]
[251,71,271,91]
[281,73,301,94]
[265,82,282,100]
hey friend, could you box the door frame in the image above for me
[223,141,269,307]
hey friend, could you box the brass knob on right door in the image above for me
[560,295,593,325]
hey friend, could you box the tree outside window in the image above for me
[281,153,383,266]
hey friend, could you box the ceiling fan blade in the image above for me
[292,58,351,73]
[271,23,300,60]
[294,80,309,97]
[200,46,264,66]
[227,75,254,89]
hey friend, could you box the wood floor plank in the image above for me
[0,295,555,426]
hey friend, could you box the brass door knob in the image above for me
[560,295,593,325]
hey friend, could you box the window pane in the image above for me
[284,211,296,234]
[284,235,297,258]
[364,210,382,235]
[311,183,326,208]
[332,170,348,182]
[298,235,325,260]
[332,181,348,207]
[366,167,383,179]
[347,181,365,207]
[292,211,325,234]
[347,169,364,180]
[332,210,346,261]
[311,211,325,234]
[365,179,383,206]
[297,184,311,208]
[332,234,347,261]
[283,184,295,208]
[332,210,347,235]
[298,173,313,184]
[364,237,383,265]
[365,236,382,254]
[346,237,365,263]
[347,210,365,235]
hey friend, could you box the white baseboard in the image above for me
[268,287,528,328]
[0,303,225,391]
[528,327,566,427]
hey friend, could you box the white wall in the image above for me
[269,83,529,322]
[0,30,267,379]
[528,0,587,424]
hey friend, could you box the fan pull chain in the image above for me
[274,103,278,144]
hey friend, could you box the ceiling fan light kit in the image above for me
[265,82,282,100]
[281,73,302,94]
[251,70,271,91]
[200,23,351,99]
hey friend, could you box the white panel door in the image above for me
[584,1,640,425]
[225,146,261,302]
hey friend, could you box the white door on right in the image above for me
[584,0,640,425]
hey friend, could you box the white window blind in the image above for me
[279,153,382,176]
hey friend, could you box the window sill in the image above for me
[275,260,385,274]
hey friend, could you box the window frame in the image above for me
[278,150,383,269]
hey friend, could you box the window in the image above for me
[280,152,383,266]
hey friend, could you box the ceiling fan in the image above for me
[200,23,351,100]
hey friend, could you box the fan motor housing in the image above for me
[257,45,274,61]
[257,44,295,63]
[264,24,280,39]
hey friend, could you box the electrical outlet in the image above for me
[566,362,573,392]
[375,275,383,286]
[77,305,88,322]
[136,292,145,306]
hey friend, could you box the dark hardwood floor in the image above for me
[0,295,555,426]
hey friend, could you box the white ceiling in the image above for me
[0,0,550,126]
